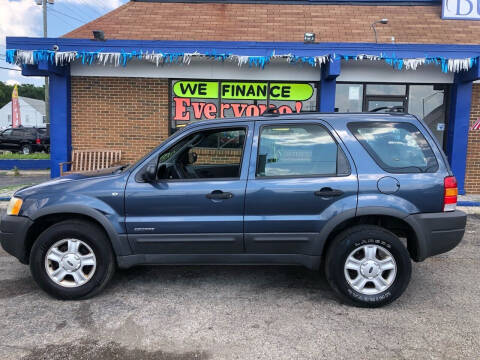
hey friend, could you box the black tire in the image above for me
[21,144,32,155]
[325,225,411,308]
[29,220,116,300]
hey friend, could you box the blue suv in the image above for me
[0,113,466,307]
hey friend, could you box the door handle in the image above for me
[314,187,344,197]
[206,190,234,200]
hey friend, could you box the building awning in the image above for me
[6,37,480,74]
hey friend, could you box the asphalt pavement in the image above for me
[0,210,479,360]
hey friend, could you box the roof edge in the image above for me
[131,0,440,4]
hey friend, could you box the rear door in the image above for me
[244,119,358,254]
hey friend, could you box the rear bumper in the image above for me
[0,215,33,264]
[407,210,467,261]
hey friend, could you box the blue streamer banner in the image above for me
[4,48,477,73]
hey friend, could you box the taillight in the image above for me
[36,138,41,144]
[443,176,458,212]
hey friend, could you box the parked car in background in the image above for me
[0,113,466,307]
[0,126,49,154]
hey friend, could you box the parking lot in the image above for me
[0,211,479,360]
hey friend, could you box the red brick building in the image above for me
[6,0,480,193]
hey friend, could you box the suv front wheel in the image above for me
[325,225,412,308]
[29,220,115,300]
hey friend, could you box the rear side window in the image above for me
[256,124,350,178]
[348,122,438,173]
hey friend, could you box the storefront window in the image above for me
[335,84,363,112]
[171,80,317,131]
[366,84,406,96]
[335,82,449,150]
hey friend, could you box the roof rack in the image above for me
[262,106,280,117]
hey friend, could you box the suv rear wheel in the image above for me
[29,220,115,300]
[325,225,411,308]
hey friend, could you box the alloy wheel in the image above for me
[344,244,397,295]
[44,238,97,288]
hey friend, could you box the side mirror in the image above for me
[156,164,168,179]
[142,163,157,182]
[188,151,198,164]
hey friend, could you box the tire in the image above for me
[29,220,116,300]
[325,225,411,308]
[21,144,32,155]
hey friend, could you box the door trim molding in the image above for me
[245,233,317,242]
[131,233,242,243]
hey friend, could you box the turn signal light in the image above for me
[7,197,23,216]
[443,176,458,212]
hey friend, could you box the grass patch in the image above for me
[0,184,31,193]
[0,153,50,160]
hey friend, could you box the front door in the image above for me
[0,129,15,150]
[125,123,253,254]
[244,120,358,254]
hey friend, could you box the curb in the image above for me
[5,170,50,176]
[458,201,480,207]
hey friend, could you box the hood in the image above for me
[14,165,129,198]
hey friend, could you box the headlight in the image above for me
[7,197,23,216]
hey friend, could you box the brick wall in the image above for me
[465,84,480,194]
[71,76,169,163]
[193,148,242,165]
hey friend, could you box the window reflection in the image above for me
[257,125,339,177]
[408,85,446,149]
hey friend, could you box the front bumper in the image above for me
[0,215,33,264]
[407,210,467,261]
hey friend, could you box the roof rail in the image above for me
[262,106,280,117]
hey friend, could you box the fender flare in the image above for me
[29,204,131,256]
[317,206,426,262]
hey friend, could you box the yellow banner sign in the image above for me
[173,81,314,101]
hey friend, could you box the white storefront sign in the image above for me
[442,0,480,20]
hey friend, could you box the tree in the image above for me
[0,81,45,109]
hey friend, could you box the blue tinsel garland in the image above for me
[4,48,477,73]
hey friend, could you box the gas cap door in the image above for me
[377,176,400,194]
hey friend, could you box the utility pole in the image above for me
[37,0,51,131]
[43,0,50,131]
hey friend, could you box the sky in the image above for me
[0,0,129,86]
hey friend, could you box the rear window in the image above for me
[348,122,438,173]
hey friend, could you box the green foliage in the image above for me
[0,152,50,160]
[0,81,45,109]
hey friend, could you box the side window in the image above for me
[12,129,23,137]
[1,129,13,136]
[190,129,245,167]
[256,124,350,178]
[348,122,438,173]
[155,127,246,180]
